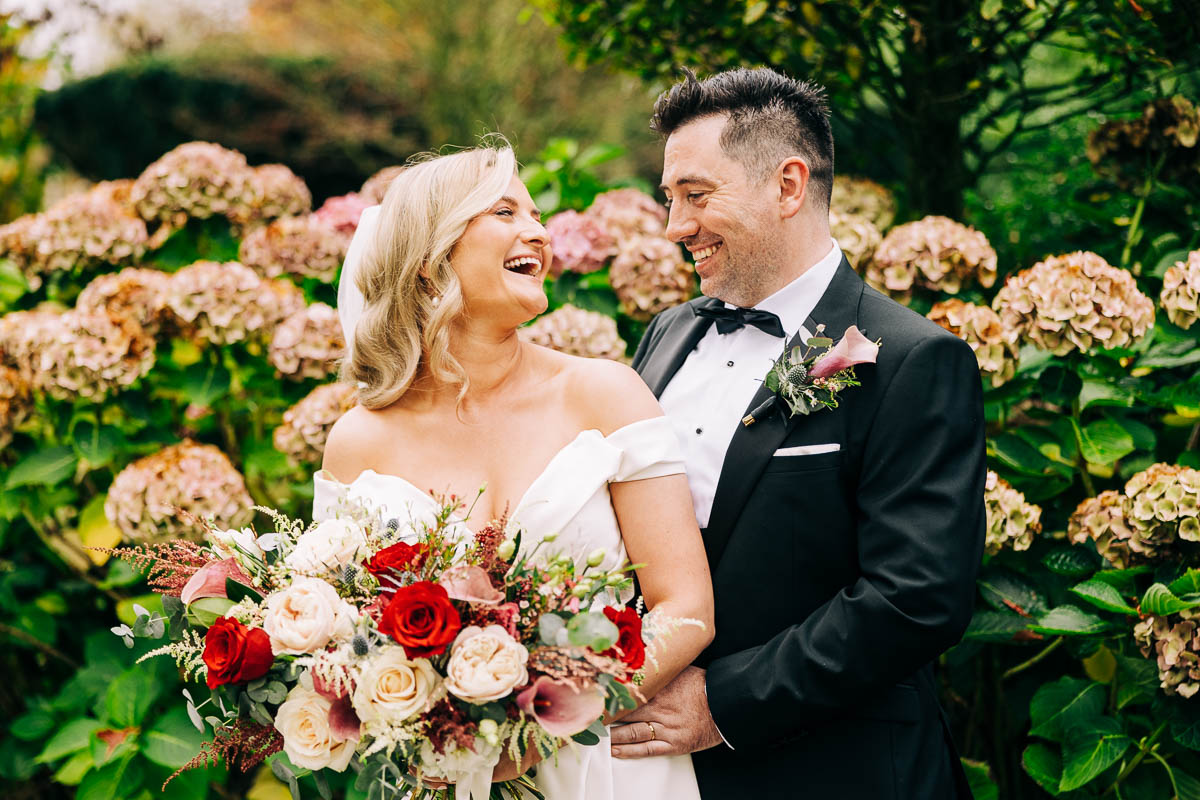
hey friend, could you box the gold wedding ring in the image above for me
[647,722,657,741]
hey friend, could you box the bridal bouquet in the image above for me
[104,490,666,800]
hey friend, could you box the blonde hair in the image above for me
[344,142,517,409]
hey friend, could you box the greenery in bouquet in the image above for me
[105,488,693,800]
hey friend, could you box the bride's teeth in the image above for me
[503,256,541,275]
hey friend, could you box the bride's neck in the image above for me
[411,320,525,406]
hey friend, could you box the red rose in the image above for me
[602,606,645,672]
[378,580,461,658]
[203,617,274,689]
[364,542,427,578]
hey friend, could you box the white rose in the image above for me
[352,646,443,725]
[285,518,367,574]
[263,577,357,655]
[443,626,529,704]
[274,679,357,771]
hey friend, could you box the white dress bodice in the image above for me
[311,415,701,800]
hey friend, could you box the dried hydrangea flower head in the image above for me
[1068,490,1139,569]
[587,188,668,239]
[927,299,1019,387]
[545,210,615,276]
[1134,607,1200,698]
[105,440,255,543]
[983,471,1042,556]
[1161,249,1200,329]
[249,163,312,224]
[1088,96,1200,190]
[256,278,309,335]
[865,216,997,300]
[165,260,270,345]
[360,165,405,204]
[240,215,349,283]
[32,309,156,401]
[269,303,346,381]
[519,304,627,361]
[1123,462,1200,551]
[131,142,259,230]
[0,365,32,451]
[829,210,881,270]
[315,193,372,235]
[0,308,65,384]
[831,175,896,231]
[273,382,358,464]
[0,180,149,290]
[609,235,694,322]
[76,267,172,337]
[993,251,1155,356]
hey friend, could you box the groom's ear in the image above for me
[777,157,810,220]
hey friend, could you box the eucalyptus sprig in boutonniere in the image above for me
[743,324,881,426]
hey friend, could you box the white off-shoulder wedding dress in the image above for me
[312,415,702,800]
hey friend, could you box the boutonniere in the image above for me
[742,324,881,427]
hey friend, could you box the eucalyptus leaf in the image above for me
[566,612,619,651]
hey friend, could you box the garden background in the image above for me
[2,0,1200,798]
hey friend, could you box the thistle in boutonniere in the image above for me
[743,324,880,426]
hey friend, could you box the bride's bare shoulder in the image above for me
[322,403,407,482]
[558,352,663,435]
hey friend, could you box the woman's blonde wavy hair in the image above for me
[342,141,517,409]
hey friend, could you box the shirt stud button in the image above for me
[695,427,703,435]
[726,360,734,367]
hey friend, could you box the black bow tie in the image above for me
[694,305,786,337]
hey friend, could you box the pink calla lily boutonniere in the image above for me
[744,324,880,426]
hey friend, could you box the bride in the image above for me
[314,141,714,798]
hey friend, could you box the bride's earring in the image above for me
[430,293,441,308]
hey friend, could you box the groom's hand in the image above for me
[610,666,724,758]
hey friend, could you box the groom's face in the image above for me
[661,115,786,307]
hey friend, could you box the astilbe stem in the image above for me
[163,719,283,789]
[93,540,210,596]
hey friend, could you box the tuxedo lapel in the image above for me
[703,258,865,570]
[642,298,721,398]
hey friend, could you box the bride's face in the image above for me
[451,175,551,326]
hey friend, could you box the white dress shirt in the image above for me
[658,242,843,529]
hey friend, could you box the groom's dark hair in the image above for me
[651,67,834,210]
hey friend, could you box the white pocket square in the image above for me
[774,443,841,457]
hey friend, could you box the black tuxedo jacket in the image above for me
[632,260,986,799]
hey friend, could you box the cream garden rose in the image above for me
[443,625,529,704]
[285,517,367,574]
[274,679,358,771]
[352,646,443,725]
[263,576,356,654]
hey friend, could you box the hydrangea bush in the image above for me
[2,126,1200,800]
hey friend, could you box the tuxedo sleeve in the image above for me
[703,334,986,749]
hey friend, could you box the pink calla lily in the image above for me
[438,565,504,605]
[516,676,605,738]
[181,558,253,606]
[809,325,879,379]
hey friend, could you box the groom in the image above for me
[613,68,986,798]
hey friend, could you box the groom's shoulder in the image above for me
[857,284,970,360]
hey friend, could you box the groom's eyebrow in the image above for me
[659,176,717,192]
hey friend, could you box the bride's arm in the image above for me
[577,360,715,712]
